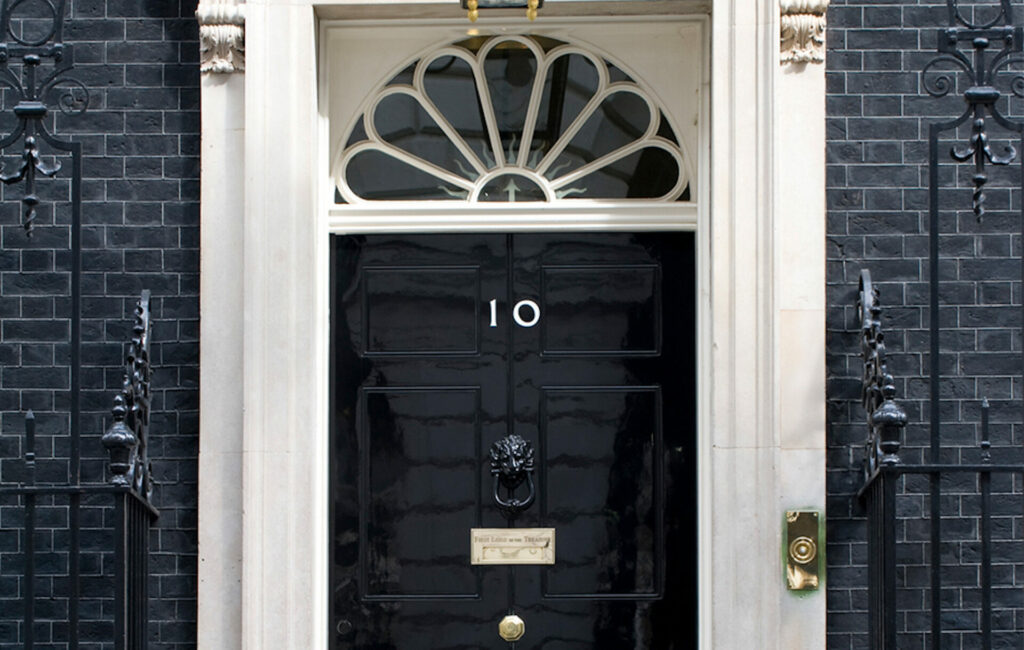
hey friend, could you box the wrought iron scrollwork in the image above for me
[859,270,908,479]
[858,3,1024,645]
[921,0,1024,219]
[102,291,153,498]
[489,434,536,522]
[0,0,87,234]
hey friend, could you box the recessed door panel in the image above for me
[361,387,482,598]
[541,387,661,597]
[363,267,482,355]
[331,233,695,648]
[541,265,661,355]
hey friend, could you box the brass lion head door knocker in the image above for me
[489,434,536,523]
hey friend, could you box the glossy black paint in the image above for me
[331,233,696,648]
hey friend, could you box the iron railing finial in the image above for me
[860,269,908,479]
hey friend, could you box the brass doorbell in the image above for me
[785,510,820,590]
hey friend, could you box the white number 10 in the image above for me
[489,299,540,328]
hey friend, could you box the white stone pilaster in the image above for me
[775,32,828,650]
[707,0,780,643]
[197,1,246,649]
[708,0,826,645]
[240,3,322,649]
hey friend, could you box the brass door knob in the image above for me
[498,614,525,642]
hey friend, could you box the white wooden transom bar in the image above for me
[196,0,826,648]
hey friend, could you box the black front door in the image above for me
[330,233,696,649]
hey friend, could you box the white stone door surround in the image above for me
[196,0,827,648]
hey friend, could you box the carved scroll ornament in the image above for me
[197,1,245,74]
[781,0,829,65]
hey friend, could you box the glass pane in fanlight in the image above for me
[562,147,681,200]
[386,62,416,87]
[656,112,679,145]
[545,90,651,180]
[345,150,467,201]
[374,93,478,181]
[345,119,368,148]
[531,35,566,53]
[423,55,493,170]
[478,174,546,202]
[484,41,538,165]
[528,53,600,167]
[606,62,636,84]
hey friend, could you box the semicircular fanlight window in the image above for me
[335,35,690,203]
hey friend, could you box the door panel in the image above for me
[331,233,695,648]
[540,387,661,597]
[363,267,482,355]
[362,387,482,598]
[540,265,660,355]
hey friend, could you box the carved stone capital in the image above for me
[197,1,245,74]
[781,0,829,65]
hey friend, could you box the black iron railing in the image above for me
[859,0,1024,647]
[1,292,156,649]
[0,2,157,648]
[859,270,1024,648]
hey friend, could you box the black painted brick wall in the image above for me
[0,1,198,648]
[5,0,1024,647]
[828,1,1024,648]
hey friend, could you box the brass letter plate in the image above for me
[470,528,555,565]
